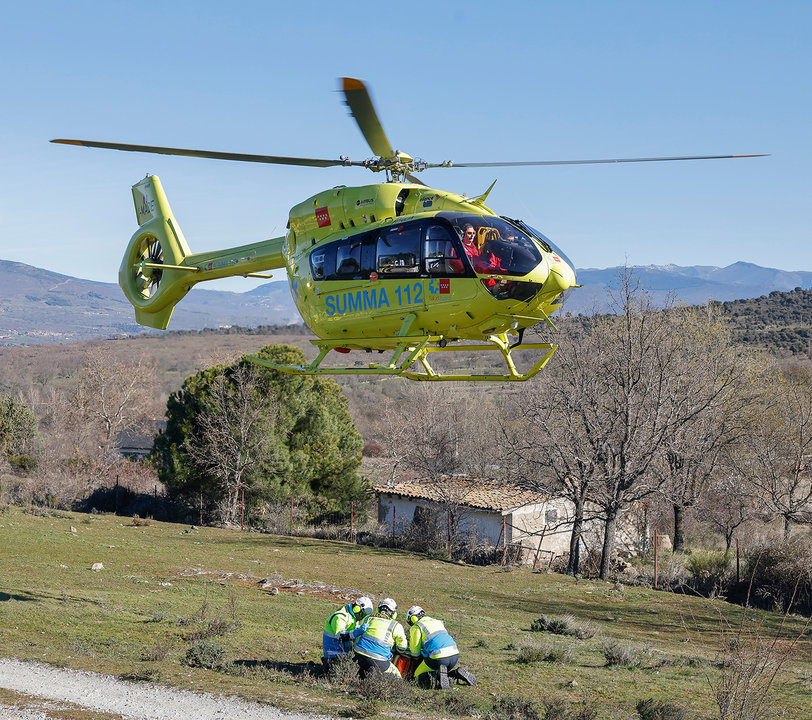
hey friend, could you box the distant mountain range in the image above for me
[572,262,812,313]
[1,258,810,346]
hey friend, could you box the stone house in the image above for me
[375,478,573,566]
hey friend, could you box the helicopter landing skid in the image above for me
[246,333,557,382]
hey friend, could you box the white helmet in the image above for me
[354,596,373,618]
[406,605,425,625]
[378,597,398,617]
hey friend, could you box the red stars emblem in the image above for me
[439,279,450,294]
[315,207,331,228]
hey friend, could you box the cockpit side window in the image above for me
[450,215,542,276]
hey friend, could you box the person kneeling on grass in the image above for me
[405,605,476,689]
[322,596,373,670]
[348,597,409,678]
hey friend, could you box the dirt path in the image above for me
[0,659,334,720]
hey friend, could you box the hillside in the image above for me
[2,258,810,346]
[0,260,299,345]
[711,287,812,355]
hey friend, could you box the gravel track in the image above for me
[0,659,334,720]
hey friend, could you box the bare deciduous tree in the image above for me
[186,363,282,525]
[701,474,756,553]
[737,363,812,540]
[377,383,502,540]
[33,345,160,502]
[510,270,751,578]
[653,307,754,551]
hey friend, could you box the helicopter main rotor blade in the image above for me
[50,139,366,168]
[404,172,426,186]
[341,78,396,160]
[428,154,768,169]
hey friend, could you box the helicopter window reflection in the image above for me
[310,244,335,280]
[424,223,464,275]
[377,225,420,275]
[335,240,362,278]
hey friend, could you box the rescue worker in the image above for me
[406,605,476,689]
[350,598,409,677]
[322,596,373,668]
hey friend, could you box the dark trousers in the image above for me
[354,652,391,677]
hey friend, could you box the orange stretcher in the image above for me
[393,652,417,680]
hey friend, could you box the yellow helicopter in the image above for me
[52,78,764,381]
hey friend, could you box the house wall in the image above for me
[377,493,505,543]
[377,492,575,565]
[508,497,572,558]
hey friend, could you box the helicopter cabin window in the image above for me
[335,239,363,279]
[377,224,420,276]
[310,244,337,280]
[424,223,464,276]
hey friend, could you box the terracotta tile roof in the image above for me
[374,478,545,513]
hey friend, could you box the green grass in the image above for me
[0,506,809,719]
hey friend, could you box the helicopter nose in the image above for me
[543,254,577,296]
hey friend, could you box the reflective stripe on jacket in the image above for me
[409,616,457,659]
[322,604,357,658]
[353,615,408,662]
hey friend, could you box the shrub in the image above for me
[544,699,599,720]
[602,640,649,668]
[516,640,573,664]
[326,653,359,687]
[741,539,812,615]
[441,692,481,716]
[685,551,731,597]
[358,671,412,703]
[707,602,810,720]
[485,694,541,720]
[184,640,226,669]
[636,698,686,720]
[531,614,569,634]
[186,617,236,643]
[530,614,596,639]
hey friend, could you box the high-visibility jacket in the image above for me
[351,614,408,662]
[322,604,360,658]
[408,616,458,660]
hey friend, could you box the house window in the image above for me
[545,508,558,525]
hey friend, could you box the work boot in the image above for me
[449,665,477,686]
[439,665,449,690]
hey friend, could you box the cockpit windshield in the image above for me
[503,217,576,271]
[441,214,542,277]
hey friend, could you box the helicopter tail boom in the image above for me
[119,175,286,329]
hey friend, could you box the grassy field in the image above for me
[1,506,809,720]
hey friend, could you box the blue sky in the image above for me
[1,1,809,291]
